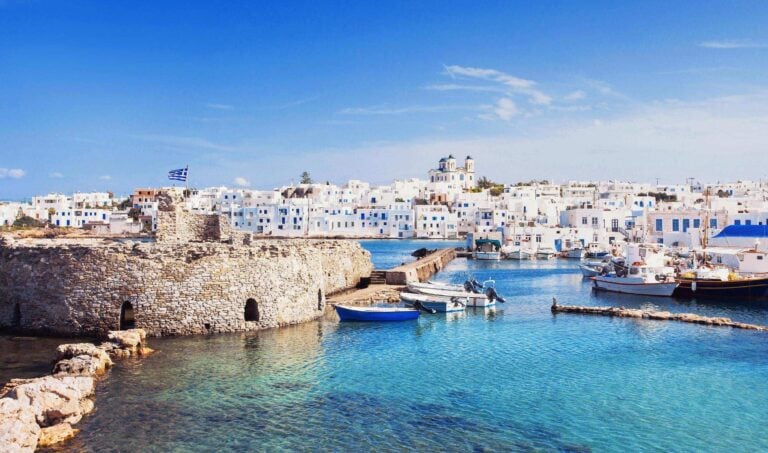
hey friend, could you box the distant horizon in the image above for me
[2,1,768,198]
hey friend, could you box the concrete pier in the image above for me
[384,248,457,285]
[551,299,768,331]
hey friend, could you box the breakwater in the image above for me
[551,300,768,331]
[0,191,372,337]
[384,248,456,284]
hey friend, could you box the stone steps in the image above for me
[369,270,387,284]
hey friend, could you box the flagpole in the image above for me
[185,165,189,199]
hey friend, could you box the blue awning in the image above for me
[713,225,768,238]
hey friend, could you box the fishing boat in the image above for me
[592,268,679,297]
[578,263,603,278]
[536,247,556,260]
[502,246,533,260]
[472,239,502,260]
[563,247,584,259]
[584,242,610,259]
[674,267,768,300]
[400,292,467,312]
[334,305,419,322]
[407,284,499,307]
[591,244,678,297]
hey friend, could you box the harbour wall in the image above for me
[385,248,457,285]
[0,191,372,337]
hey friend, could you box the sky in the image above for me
[1,0,768,199]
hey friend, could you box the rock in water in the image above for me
[37,423,79,447]
[5,376,95,426]
[53,355,103,377]
[107,328,147,353]
[0,398,40,453]
[56,343,113,372]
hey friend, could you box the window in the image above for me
[745,220,752,226]
[710,218,717,228]
[735,220,741,226]
[672,219,680,232]
[682,219,690,232]
[693,219,700,229]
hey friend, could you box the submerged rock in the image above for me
[37,422,79,447]
[0,398,40,453]
[107,328,147,352]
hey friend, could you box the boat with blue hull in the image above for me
[334,305,420,322]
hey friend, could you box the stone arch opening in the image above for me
[12,303,21,328]
[317,289,323,310]
[244,299,259,322]
[120,301,136,330]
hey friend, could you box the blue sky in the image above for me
[2,0,768,199]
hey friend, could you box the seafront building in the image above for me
[4,156,768,258]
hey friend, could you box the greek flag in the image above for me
[168,166,188,182]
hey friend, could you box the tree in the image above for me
[47,208,56,222]
[13,215,43,228]
[300,171,313,185]
[127,208,141,221]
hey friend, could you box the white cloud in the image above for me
[49,172,64,178]
[99,175,111,181]
[288,91,768,184]
[493,98,519,121]
[699,39,766,49]
[206,103,234,110]
[444,65,552,105]
[233,176,250,187]
[563,90,586,101]
[0,168,26,179]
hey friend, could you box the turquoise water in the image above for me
[48,240,768,452]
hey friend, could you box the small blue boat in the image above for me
[334,305,420,322]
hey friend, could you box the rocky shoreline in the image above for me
[0,329,152,451]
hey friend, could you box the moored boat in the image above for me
[472,239,502,260]
[591,243,678,297]
[334,305,420,322]
[400,292,467,312]
[406,285,498,307]
[578,263,603,278]
[674,270,768,300]
[592,273,679,297]
[503,247,533,260]
[536,248,556,260]
[563,248,584,259]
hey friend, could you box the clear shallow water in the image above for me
[45,241,768,452]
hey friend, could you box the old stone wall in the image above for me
[0,238,371,337]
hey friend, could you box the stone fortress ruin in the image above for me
[0,190,372,337]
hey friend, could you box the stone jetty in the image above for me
[551,299,768,331]
[0,328,151,451]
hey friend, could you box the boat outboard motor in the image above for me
[486,287,506,303]
[450,296,466,307]
[412,301,437,314]
[464,280,474,292]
